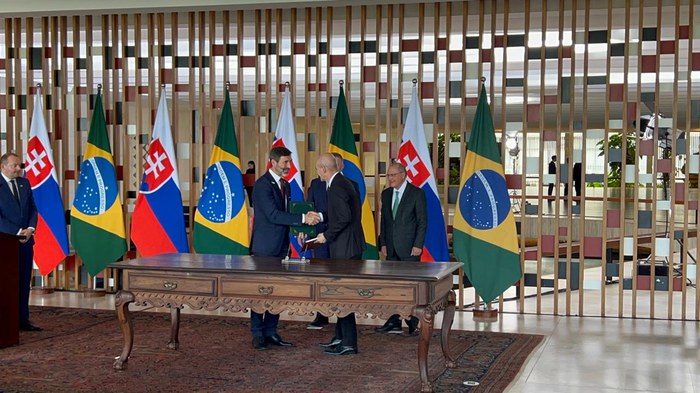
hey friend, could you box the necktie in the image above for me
[392,190,399,219]
[279,179,288,209]
[10,179,20,206]
[279,179,287,198]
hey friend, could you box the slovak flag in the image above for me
[269,84,307,257]
[397,84,449,262]
[131,91,189,256]
[25,93,69,275]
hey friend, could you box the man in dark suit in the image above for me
[313,153,365,355]
[573,162,582,197]
[305,176,331,330]
[244,160,255,206]
[375,162,427,336]
[249,146,319,350]
[547,155,557,197]
[0,152,40,331]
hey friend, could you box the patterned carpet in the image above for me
[0,306,544,392]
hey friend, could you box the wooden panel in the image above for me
[318,281,417,304]
[220,278,313,300]
[126,272,217,296]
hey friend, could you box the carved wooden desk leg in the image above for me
[440,290,457,368]
[113,291,135,370]
[167,307,180,350]
[415,305,435,393]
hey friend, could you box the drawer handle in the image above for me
[162,281,178,290]
[357,288,374,298]
[258,286,274,295]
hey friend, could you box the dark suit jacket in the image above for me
[306,178,329,258]
[250,171,303,258]
[0,176,38,245]
[325,173,365,259]
[378,182,427,261]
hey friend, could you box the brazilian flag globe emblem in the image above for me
[453,84,522,304]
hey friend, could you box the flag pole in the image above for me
[30,82,55,295]
[471,76,499,322]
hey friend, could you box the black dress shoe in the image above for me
[19,322,42,332]
[307,314,329,330]
[319,337,342,348]
[406,317,420,336]
[375,321,401,334]
[252,336,267,350]
[324,345,357,356]
[265,334,293,347]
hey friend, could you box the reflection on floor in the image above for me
[29,290,700,393]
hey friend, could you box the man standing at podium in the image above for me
[0,152,40,331]
[249,146,319,350]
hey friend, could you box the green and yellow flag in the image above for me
[453,85,522,303]
[193,89,250,254]
[329,83,378,259]
[70,92,127,276]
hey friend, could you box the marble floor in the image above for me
[29,290,700,393]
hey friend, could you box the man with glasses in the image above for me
[375,162,427,335]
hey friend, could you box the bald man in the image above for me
[314,153,365,355]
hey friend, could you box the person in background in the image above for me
[245,160,255,207]
[547,155,557,198]
[375,162,426,336]
[0,153,40,332]
[573,162,582,198]
[305,174,331,330]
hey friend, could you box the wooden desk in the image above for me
[110,253,462,392]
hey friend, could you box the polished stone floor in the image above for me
[29,290,700,393]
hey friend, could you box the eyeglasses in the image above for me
[386,172,404,177]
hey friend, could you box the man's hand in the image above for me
[19,228,34,243]
[380,246,387,257]
[316,233,327,244]
[296,232,308,246]
[304,211,320,225]
[410,247,423,257]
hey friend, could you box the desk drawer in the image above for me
[127,272,217,296]
[220,278,313,300]
[319,283,416,304]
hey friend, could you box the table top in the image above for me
[111,253,462,282]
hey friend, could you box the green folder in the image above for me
[289,201,317,237]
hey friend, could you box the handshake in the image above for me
[304,211,322,225]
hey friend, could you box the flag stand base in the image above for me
[473,307,499,322]
[31,286,54,295]
[82,289,106,298]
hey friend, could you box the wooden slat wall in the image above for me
[1,1,699,320]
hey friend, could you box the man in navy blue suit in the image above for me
[0,153,40,331]
[305,176,330,330]
[249,146,320,350]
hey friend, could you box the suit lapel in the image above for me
[265,172,284,209]
[0,179,20,212]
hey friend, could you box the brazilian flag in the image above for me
[193,89,250,255]
[329,83,378,259]
[71,92,127,276]
[453,85,522,303]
